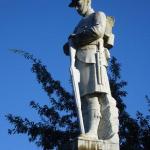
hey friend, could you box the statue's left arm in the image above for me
[71,12,107,48]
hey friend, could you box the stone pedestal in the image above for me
[59,136,119,150]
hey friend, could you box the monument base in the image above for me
[59,136,119,150]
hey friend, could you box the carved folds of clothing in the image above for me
[71,11,119,140]
[72,11,111,97]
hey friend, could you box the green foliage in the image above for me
[6,49,79,150]
[109,57,150,150]
[136,96,150,150]
[109,57,142,150]
[108,57,127,112]
[6,50,150,150]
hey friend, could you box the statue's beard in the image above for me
[77,6,88,16]
[76,0,92,17]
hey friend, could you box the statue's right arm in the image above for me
[63,27,77,56]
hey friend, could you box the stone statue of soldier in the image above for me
[63,0,119,145]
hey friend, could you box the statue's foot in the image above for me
[79,133,98,140]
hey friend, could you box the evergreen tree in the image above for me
[6,50,150,150]
[136,96,150,150]
[6,50,79,150]
[109,57,141,150]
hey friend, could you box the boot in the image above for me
[81,96,101,140]
[84,109,100,140]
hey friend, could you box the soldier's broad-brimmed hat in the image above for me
[69,0,79,7]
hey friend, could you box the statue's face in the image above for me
[75,0,89,16]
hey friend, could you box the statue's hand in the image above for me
[68,34,79,49]
[63,42,70,56]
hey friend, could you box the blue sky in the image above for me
[0,0,150,149]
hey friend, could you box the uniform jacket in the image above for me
[72,11,110,67]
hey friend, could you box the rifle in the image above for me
[69,41,85,134]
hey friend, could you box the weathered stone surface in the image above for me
[64,0,120,149]
[59,136,119,150]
